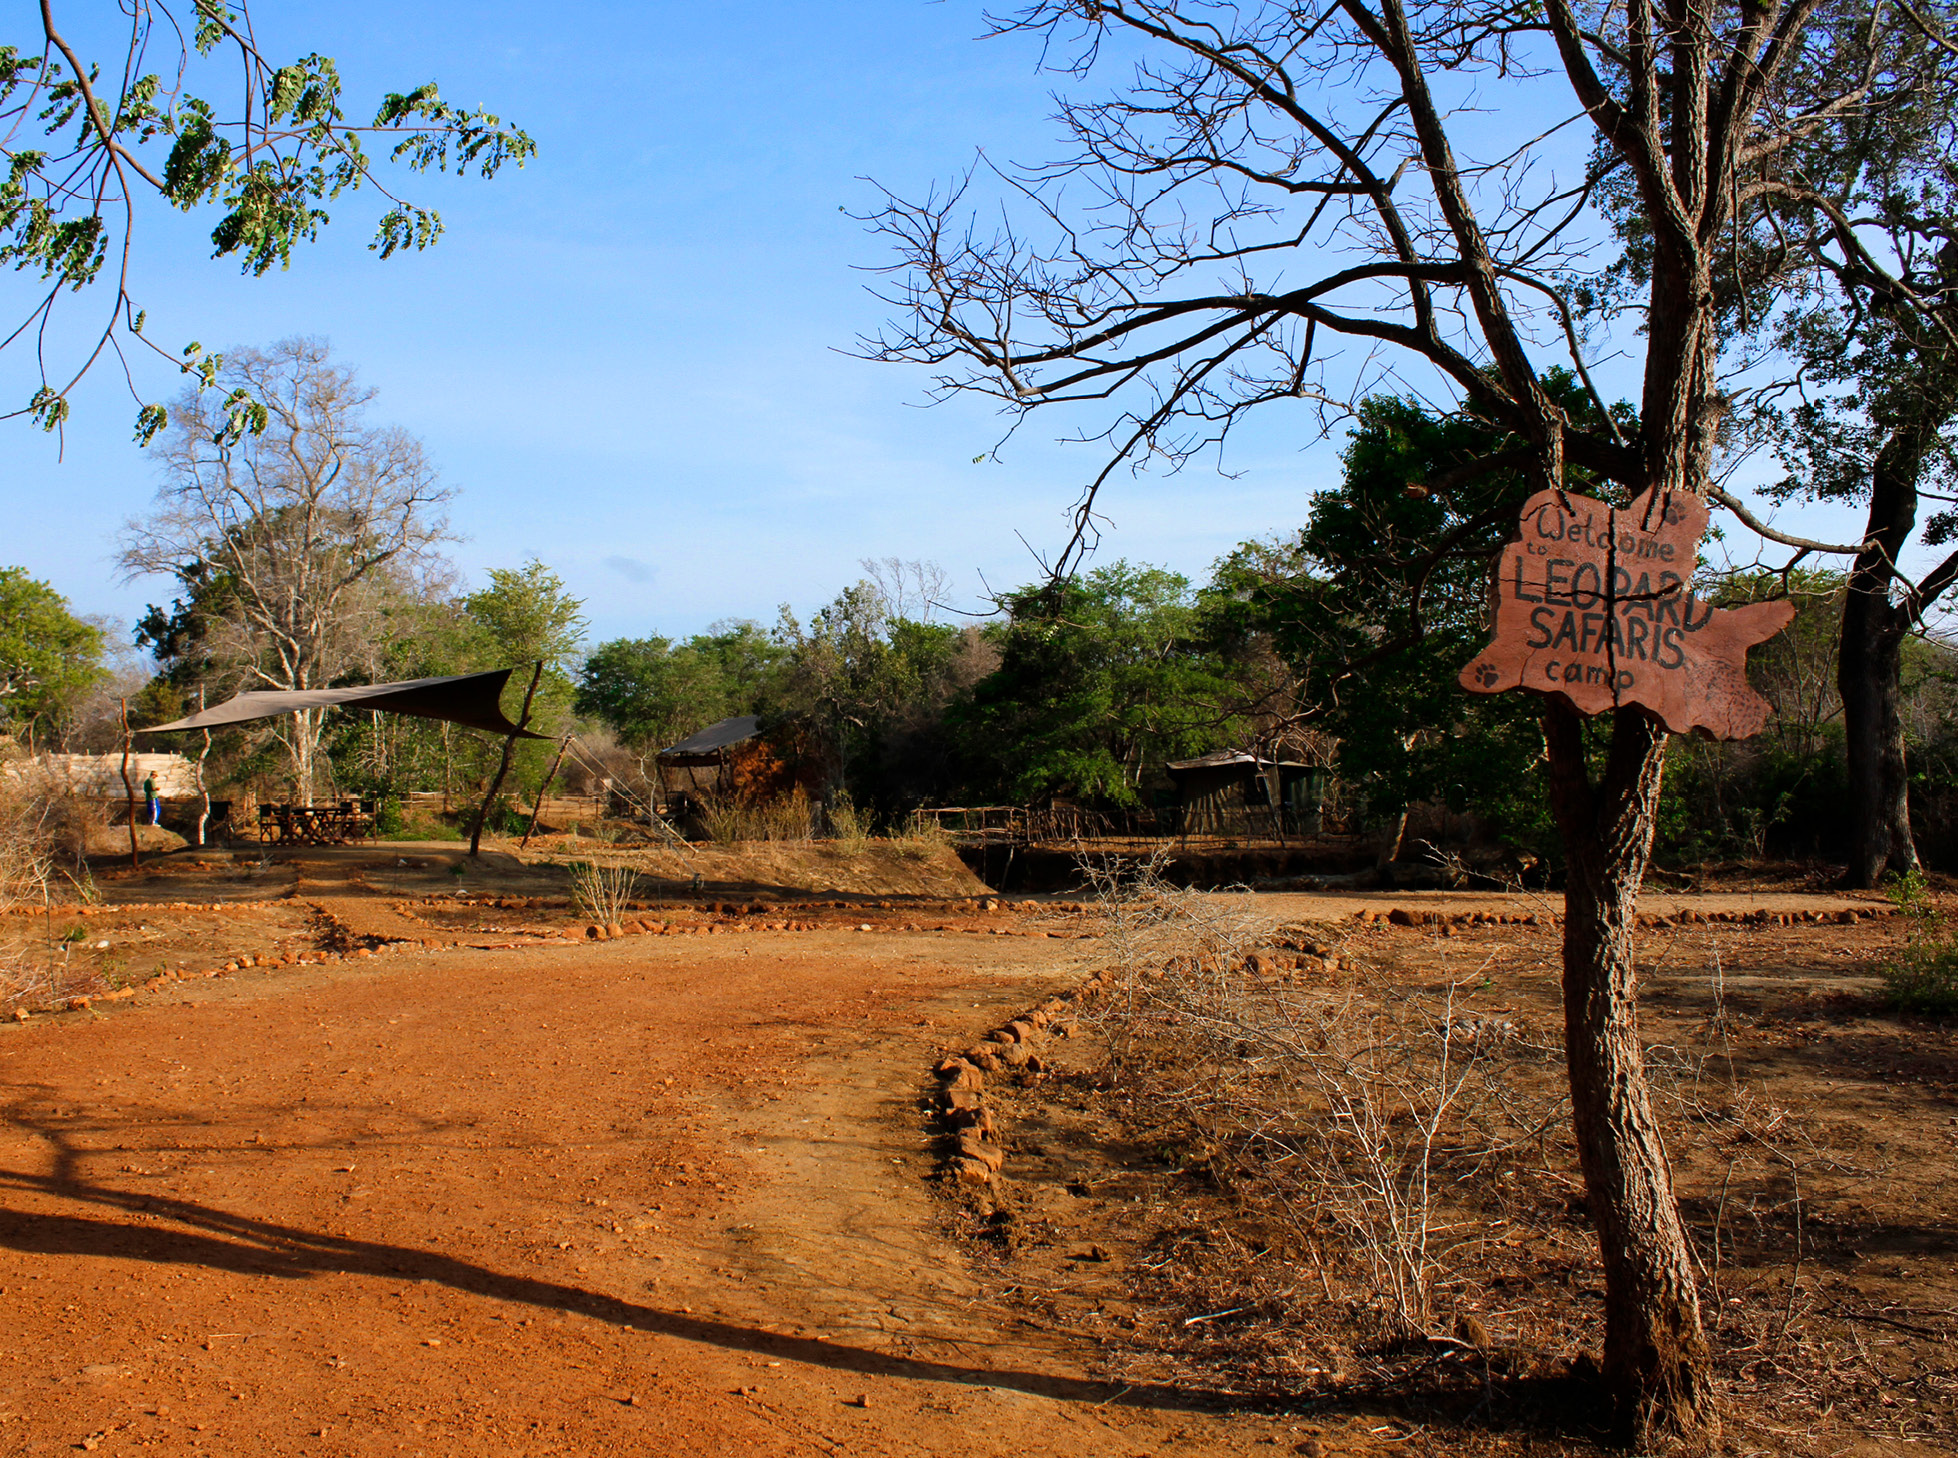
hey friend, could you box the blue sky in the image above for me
[8,0,1336,650]
[7,1,1879,653]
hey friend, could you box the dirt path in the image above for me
[1,927,1311,1457]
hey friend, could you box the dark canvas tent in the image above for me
[652,715,764,815]
[137,669,548,740]
[1165,750,1326,836]
[656,714,760,765]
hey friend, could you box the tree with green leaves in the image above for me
[0,565,105,748]
[769,582,971,805]
[576,621,785,754]
[953,562,1243,807]
[863,1,1956,1434]
[1216,386,1628,860]
[2,1,531,442]
[1772,174,1958,886]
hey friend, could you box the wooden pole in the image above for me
[193,685,212,847]
[470,662,544,859]
[117,698,140,869]
[520,734,573,850]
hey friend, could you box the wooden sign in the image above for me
[1459,487,1794,740]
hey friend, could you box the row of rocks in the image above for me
[0,900,243,919]
[928,976,1101,1188]
[10,986,137,1020]
[433,894,1062,916]
[578,918,1097,942]
[1362,904,1890,931]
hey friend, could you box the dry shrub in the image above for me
[761,790,815,843]
[699,790,815,844]
[0,778,61,1008]
[894,812,951,860]
[696,796,761,844]
[568,860,639,925]
[825,792,868,854]
[1083,848,1548,1340]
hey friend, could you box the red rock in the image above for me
[956,1132,1004,1170]
[943,1105,995,1134]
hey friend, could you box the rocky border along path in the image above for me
[922,891,1905,1190]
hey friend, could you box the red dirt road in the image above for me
[2,927,1305,1457]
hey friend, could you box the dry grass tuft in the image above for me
[699,791,816,845]
[825,793,869,854]
[568,860,639,925]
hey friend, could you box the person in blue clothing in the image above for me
[141,772,161,826]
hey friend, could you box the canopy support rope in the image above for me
[557,737,694,854]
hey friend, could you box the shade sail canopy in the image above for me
[658,714,760,762]
[136,668,548,739]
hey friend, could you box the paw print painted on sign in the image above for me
[1473,663,1501,688]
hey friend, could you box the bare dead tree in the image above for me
[861,0,1954,1440]
[859,556,952,621]
[117,337,455,802]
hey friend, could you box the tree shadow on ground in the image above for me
[0,1157,1620,1443]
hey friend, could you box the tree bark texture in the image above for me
[1543,699,1713,1443]
[1838,426,1935,888]
[1838,585,1916,888]
[118,699,140,870]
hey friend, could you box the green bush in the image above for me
[1880,871,1958,1015]
[381,816,462,843]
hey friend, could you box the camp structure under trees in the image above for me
[138,666,546,854]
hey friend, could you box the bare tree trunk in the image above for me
[1543,700,1713,1443]
[288,709,318,807]
[193,687,211,848]
[521,735,572,850]
[1836,421,1936,888]
[470,663,543,858]
[118,699,140,870]
[1839,588,1916,889]
[1375,806,1409,867]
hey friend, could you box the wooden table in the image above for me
[257,801,376,845]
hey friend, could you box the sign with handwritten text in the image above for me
[1459,487,1794,740]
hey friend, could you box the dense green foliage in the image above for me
[575,623,784,753]
[951,563,1245,808]
[0,567,106,746]
[86,386,1958,866]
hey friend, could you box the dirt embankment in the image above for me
[521,836,993,901]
